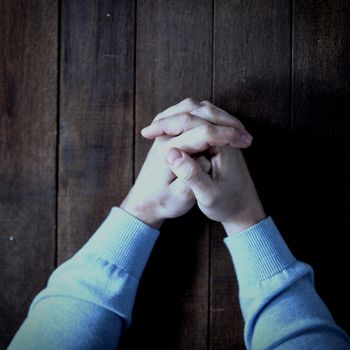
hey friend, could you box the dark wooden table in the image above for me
[1,1,349,349]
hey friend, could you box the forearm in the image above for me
[224,217,350,349]
[9,207,159,349]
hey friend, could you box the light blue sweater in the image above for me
[8,207,350,349]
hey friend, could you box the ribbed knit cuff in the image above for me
[224,217,296,286]
[80,207,160,279]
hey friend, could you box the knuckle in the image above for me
[154,113,162,121]
[203,159,212,173]
[153,118,165,131]
[231,117,245,131]
[181,113,193,125]
[204,105,218,121]
[196,156,210,172]
[226,127,240,143]
[154,118,162,127]
[201,123,215,137]
[204,105,215,115]
[200,100,211,106]
[183,97,195,104]
[235,118,245,129]
[182,97,198,109]
[182,163,197,182]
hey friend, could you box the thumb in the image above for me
[165,148,215,204]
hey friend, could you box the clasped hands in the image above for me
[121,98,266,235]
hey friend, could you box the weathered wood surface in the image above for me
[292,0,350,334]
[58,0,135,263]
[212,1,292,348]
[1,0,349,348]
[0,1,58,348]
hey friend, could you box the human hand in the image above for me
[120,98,253,229]
[143,101,266,234]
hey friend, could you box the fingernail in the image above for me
[165,148,182,165]
[241,131,253,145]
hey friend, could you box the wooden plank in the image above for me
[58,0,135,263]
[292,0,350,335]
[119,1,212,349]
[212,1,292,348]
[0,1,58,347]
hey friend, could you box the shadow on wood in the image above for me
[119,207,208,350]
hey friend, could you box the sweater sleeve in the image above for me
[224,216,350,350]
[8,207,160,350]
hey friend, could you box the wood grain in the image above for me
[292,0,350,335]
[1,0,350,347]
[0,1,58,347]
[58,0,135,263]
[212,1,292,348]
[119,1,212,349]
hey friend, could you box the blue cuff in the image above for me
[224,217,296,286]
[79,207,160,279]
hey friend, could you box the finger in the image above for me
[169,155,211,200]
[165,148,215,205]
[153,97,201,122]
[141,113,210,139]
[149,100,252,140]
[195,155,211,174]
[170,178,194,203]
[142,111,252,141]
[190,102,246,131]
[159,124,253,155]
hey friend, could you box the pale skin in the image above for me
[120,98,266,235]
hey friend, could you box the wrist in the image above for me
[222,199,266,236]
[120,195,164,230]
